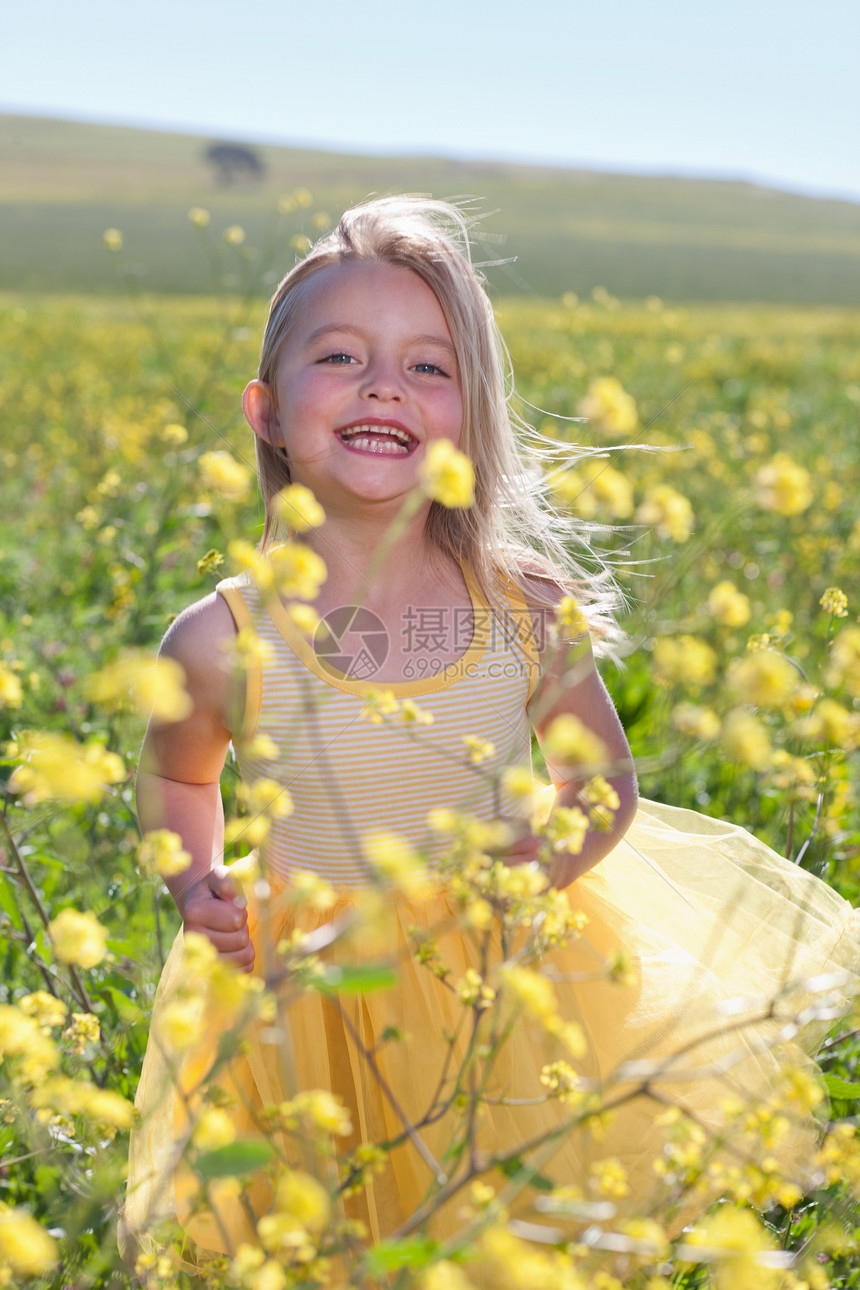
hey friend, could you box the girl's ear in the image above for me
[243,380,281,446]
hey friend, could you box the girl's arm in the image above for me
[503,581,638,890]
[137,593,254,969]
[529,626,638,888]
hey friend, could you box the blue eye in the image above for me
[413,362,446,376]
[321,352,355,364]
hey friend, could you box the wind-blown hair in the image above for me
[253,196,622,649]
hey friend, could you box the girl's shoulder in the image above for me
[499,550,623,663]
[158,592,240,728]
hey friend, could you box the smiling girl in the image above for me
[122,198,859,1271]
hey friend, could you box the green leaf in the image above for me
[98,984,144,1024]
[823,1074,860,1101]
[312,965,398,995]
[496,1155,555,1191]
[195,1139,273,1179]
[365,1236,439,1274]
[0,873,24,931]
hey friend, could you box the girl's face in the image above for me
[244,260,463,514]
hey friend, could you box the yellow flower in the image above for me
[684,1206,775,1290]
[802,697,860,751]
[584,461,635,516]
[707,581,751,627]
[87,651,193,723]
[0,664,23,709]
[289,871,337,911]
[419,440,475,508]
[247,1261,288,1290]
[225,814,270,847]
[156,997,201,1052]
[636,484,694,541]
[501,964,557,1021]
[820,586,848,617]
[0,1005,59,1076]
[192,1107,236,1151]
[652,635,717,688]
[463,735,495,764]
[456,968,496,1010]
[188,206,211,227]
[161,421,189,444]
[729,650,796,708]
[19,992,68,1032]
[30,1075,133,1129]
[197,547,224,576]
[246,733,279,759]
[238,778,294,819]
[553,461,634,518]
[49,907,110,969]
[540,1059,583,1101]
[10,732,125,805]
[577,376,638,437]
[671,702,721,741]
[223,224,246,245]
[230,625,275,674]
[284,1089,353,1136]
[420,1260,474,1290]
[272,1169,331,1233]
[542,805,589,854]
[268,542,327,600]
[137,829,191,878]
[0,1203,58,1277]
[199,449,252,500]
[754,453,813,516]
[474,1223,568,1288]
[287,603,320,636]
[720,709,771,771]
[400,699,434,725]
[102,228,123,251]
[541,714,609,769]
[828,623,860,698]
[63,1012,101,1053]
[555,595,588,638]
[363,831,431,897]
[272,483,325,531]
[591,1156,629,1198]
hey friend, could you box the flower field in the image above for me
[1,214,860,1288]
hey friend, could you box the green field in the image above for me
[1,257,859,1285]
[4,112,860,301]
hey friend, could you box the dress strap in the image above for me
[215,577,262,743]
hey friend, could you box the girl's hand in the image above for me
[497,829,578,891]
[182,867,255,973]
[498,828,543,869]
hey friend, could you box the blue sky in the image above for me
[5,0,859,201]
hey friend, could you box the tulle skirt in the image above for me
[120,800,860,1265]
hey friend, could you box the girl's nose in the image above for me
[360,360,403,402]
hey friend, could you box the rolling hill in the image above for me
[3,113,860,302]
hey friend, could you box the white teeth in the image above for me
[340,424,414,448]
[346,435,409,454]
[338,425,414,455]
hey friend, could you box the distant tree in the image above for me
[205,142,266,186]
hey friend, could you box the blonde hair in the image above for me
[253,196,621,647]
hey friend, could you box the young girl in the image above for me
[122,198,859,1269]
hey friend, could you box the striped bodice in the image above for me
[216,568,540,887]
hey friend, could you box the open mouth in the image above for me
[337,424,418,456]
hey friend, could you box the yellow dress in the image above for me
[121,572,860,1265]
